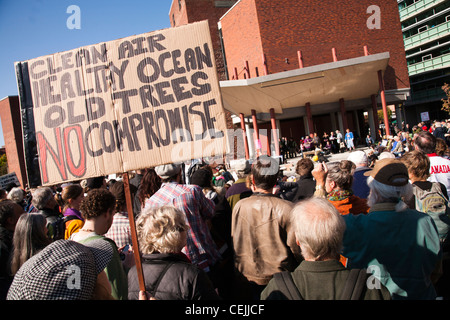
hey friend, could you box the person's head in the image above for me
[190,167,214,190]
[400,150,430,182]
[136,206,189,255]
[414,130,436,154]
[325,160,355,193]
[435,138,449,157]
[10,213,51,275]
[7,239,113,300]
[251,156,280,191]
[0,199,25,231]
[138,168,162,207]
[85,176,107,192]
[60,184,84,212]
[80,189,116,234]
[154,163,182,183]
[364,158,412,211]
[347,150,368,167]
[32,187,56,210]
[231,159,251,179]
[295,158,314,177]
[108,180,136,213]
[7,187,25,205]
[291,197,346,261]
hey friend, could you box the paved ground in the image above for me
[280,145,370,176]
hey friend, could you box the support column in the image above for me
[245,122,255,159]
[395,104,403,131]
[251,109,261,157]
[367,108,376,143]
[371,95,380,140]
[305,102,314,134]
[239,113,250,160]
[339,98,348,130]
[270,108,280,156]
[378,70,390,136]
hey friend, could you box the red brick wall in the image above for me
[220,0,266,79]
[170,0,236,81]
[169,0,238,133]
[220,0,409,90]
[0,96,27,188]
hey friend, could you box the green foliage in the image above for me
[0,154,8,176]
[442,83,450,115]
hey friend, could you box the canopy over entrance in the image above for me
[220,52,391,116]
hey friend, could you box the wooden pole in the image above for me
[122,172,146,293]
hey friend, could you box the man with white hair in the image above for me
[342,158,442,300]
[347,151,371,199]
[261,197,391,300]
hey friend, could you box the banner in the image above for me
[15,21,228,186]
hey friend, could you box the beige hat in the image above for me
[155,163,182,179]
[364,158,409,186]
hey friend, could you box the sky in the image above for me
[0,0,173,147]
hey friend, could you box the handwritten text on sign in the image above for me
[24,21,228,185]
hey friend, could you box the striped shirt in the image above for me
[145,182,221,268]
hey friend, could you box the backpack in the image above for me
[47,215,80,241]
[413,182,450,242]
[273,268,368,300]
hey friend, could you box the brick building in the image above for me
[170,0,410,158]
[0,96,27,187]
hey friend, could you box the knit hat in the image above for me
[7,239,113,300]
[155,163,182,179]
[363,158,409,186]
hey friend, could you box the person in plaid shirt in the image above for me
[145,163,221,273]
[105,181,137,250]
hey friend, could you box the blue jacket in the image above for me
[342,203,441,300]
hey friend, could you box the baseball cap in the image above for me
[7,239,113,300]
[363,158,409,186]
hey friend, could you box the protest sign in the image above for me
[0,172,20,189]
[16,21,228,186]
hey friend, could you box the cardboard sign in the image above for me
[16,21,228,186]
[0,172,20,189]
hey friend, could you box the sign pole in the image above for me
[122,172,146,294]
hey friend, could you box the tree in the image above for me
[0,154,8,176]
[442,83,450,115]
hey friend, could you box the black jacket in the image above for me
[127,253,220,300]
[292,174,316,202]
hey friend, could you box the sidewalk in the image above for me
[281,145,370,176]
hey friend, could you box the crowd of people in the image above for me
[280,129,358,161]
[0,119,450,300]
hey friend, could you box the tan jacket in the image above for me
[231,193,302,285]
